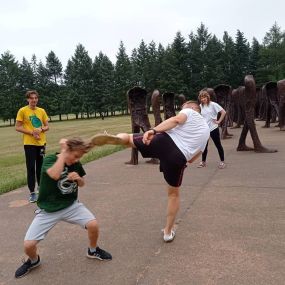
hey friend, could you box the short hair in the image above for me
[66,137,92,153]
[25,90,39,99]
[182,100,201,113]
[198,90,210,105]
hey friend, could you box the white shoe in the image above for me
[163,229,176,242]
[197,161,206,168]
[218,162,226,169]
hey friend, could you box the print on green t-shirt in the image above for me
[37,154,86,212]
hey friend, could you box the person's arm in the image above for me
[41,120,49,132]
[46,139,68,180]
[15,120,33,135]
[15,120,40,139]
[67,172,85,187]
[143,113,187,145]
[214,109,226,125]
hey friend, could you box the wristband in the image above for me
[150,128,157,135]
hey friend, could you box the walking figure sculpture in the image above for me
[126,86,151,165]
[237,75,277,153]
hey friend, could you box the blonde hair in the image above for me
[66,137,92,153]
[198,90,210,106]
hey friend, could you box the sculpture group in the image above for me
[126,75,282,164]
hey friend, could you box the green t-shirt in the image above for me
[37,153,86,212]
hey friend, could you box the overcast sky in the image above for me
[1,0,284,68]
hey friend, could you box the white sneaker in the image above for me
[163,229,176,242]
[218,162,226,169]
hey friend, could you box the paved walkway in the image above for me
[0,121,284,285]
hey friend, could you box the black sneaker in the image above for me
[87,247,112,260]
[15,256,41,278]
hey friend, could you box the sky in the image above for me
[1,0,285,68]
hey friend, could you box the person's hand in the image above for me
[59,138,69,153]
[142,130,155,145]
[213,120,220,125]
[67,172,81,182]
[32,129,41,140]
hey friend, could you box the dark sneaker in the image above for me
[15,256,41,278]
[87,247,112,260]
[29,192,38,203]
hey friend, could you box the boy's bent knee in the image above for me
[86,219,98,230]
[24,240,38,250]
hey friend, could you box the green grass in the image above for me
[0,115,135,194]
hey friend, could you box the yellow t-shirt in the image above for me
[16,106,49,146]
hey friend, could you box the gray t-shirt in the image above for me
[166,108,210,161]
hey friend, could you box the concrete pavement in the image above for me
[0,121,284,285]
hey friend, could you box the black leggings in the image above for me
[24,145,45,193]
[202,127,224,162]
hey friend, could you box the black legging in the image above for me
[202,127,224,162]
[24,145,45,193]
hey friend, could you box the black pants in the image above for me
[202,127,224,162]
[24,145,46,193]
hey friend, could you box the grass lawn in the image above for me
[0,115,136,195]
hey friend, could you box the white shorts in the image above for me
[25,201,96,241]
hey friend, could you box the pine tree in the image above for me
[64,44,93,118]
[19,57,36,91]
[114,41,132,113]
[221,31,237,86]
[93,52,114,117]
[234,30,250,86]
[259,22,285,81]
[0,51,21,124]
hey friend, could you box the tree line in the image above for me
[1,22,285,125]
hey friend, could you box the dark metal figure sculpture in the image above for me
[277,79,285,131]
[214,84,233,139]
[127,86,151,165]
[146,89,162,164]
[255,87,262,119]
[162,92,176,120]
[177,94,186,110]
[237,75,277,153]
[151,89,162,126]
[231,87,245,128]
[256,86,268,121]
[263,81,279,128]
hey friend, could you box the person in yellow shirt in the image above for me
[16,90,49,203]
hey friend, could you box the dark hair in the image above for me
[25,90,39,99]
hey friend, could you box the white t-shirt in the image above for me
[200,101,224,131]
[166,108,210,161]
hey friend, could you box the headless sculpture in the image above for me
[262,81,279,128]
[214,84,233,139]
[127,86,151,165]
[237,75,277,153]
[162,92,176,119]
[277,79,285,131]
[231,87,245,128]
[146,89,162,164]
